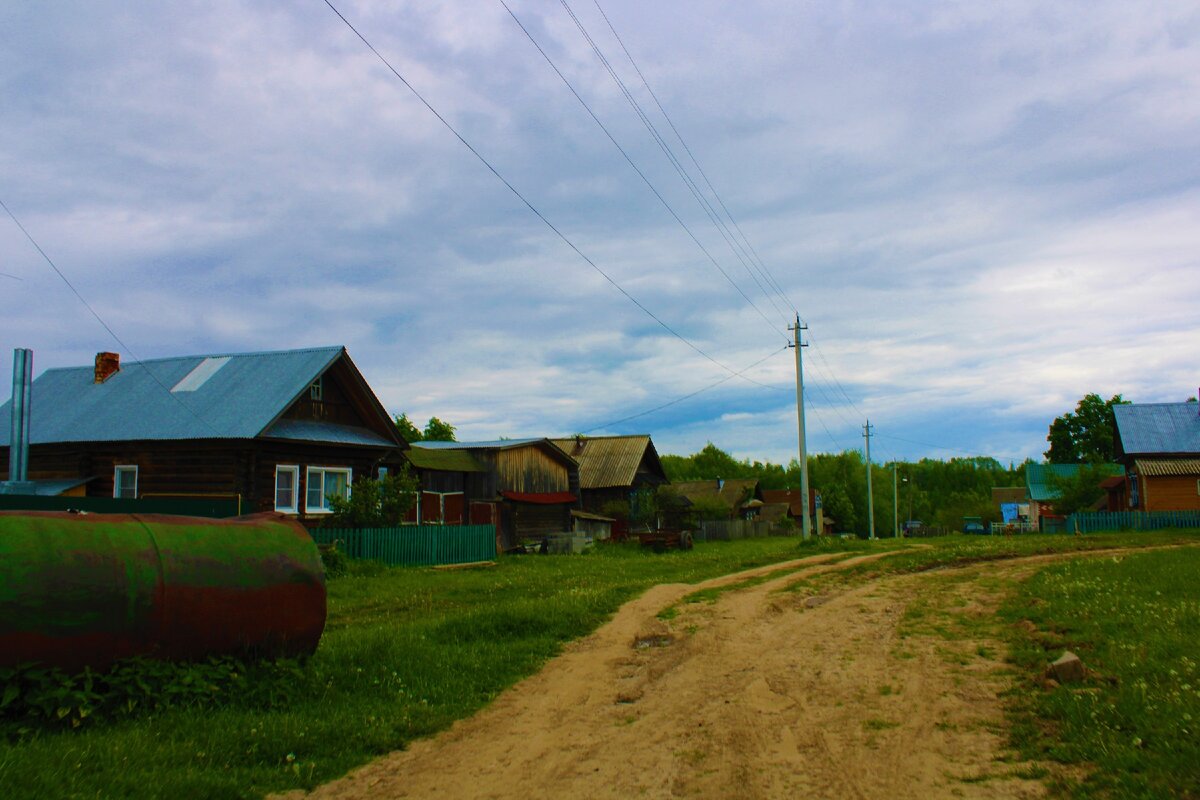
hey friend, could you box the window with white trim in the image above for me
[275,465,300,513]
[114,465,138,499]
[306,466,351,513]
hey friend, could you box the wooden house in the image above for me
[407,439,580,549]
[548,435,668,513]
[1114,400,1200,512]
[0,347,407,522]
[1024,463,1122,529]
[673,478,762,519]
[761,488,826,533]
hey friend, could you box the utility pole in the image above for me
[892,462,899,538]
[789,314,812,540]
[863,420,875,540]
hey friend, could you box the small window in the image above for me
[306,466,351,513]
[309,377,324,401]
[114,465,138,499]
[275,465,300,513]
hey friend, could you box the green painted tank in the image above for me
[0,511,326,673]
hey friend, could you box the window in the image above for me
[306,467,351,513]
[309,377,323,401]
[275,465,299,513]
[114,465,138,499]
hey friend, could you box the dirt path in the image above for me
[281,550,1064,800]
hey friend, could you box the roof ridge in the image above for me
[35,345,345,374]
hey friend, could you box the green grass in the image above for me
[0,537,805,799]
[999,545,1200,798]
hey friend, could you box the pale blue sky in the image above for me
[2,0,1198,464]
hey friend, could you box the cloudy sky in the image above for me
[2,0,1198,465]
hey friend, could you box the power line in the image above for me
[499,0,786,343]
[555,0,791,329]
[320,0,770,386]
[578,344,789,433]
[0,197,224,438]
[589,0,799,319]
[874,431,1029,463]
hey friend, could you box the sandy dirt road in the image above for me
[282,551,1053,800]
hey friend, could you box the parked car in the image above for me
[962,521,987,535]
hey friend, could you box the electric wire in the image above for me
[499,0,787,343]
[578,344,789,434]
[589,0,799,318]
[320,0,772,387]
[556,0,791,330]
[0,197,225,438]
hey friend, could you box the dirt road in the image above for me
[283,551,1051,800]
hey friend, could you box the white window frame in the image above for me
[305,466,352,514]
[309,377,324,401]
[275,465,300,513]
[113,465,138,499]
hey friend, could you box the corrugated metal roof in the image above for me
[1115,402,1200,456]
[262,419,395,448]
[1133,458,1200,477]
[404,447,488,473]
[549,435,663,489]
[1025,463,1122,502]
[0,346,348,444]
[412,439,541,450]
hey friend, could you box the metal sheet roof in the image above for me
[0,346,346,444]
[673,478,759,507]
[549,435,663,489]
[412,439,541,450]
[1133,458,1200,477]
[1025,463,1122,502]
[404,447,489,473]
[262,419,395,448]
[1115,402,1200,456]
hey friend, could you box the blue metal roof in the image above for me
[262,419,395,448]
[1115,402,1200,456]
[0,346,345,444]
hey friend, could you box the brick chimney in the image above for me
[94,351,120,383]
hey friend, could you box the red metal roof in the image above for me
[500,491,577,505]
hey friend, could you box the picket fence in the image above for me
[310,524,497,567]
[1062,510,1200,534]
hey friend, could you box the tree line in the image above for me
[661,444,1027,537]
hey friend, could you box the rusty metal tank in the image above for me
[0,511,326,673]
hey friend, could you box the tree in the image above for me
[394,413,422,443]
[327,468,419,528]
[1045,465,1110,516]
[423,416,456,442]
[1044,393,1128,463]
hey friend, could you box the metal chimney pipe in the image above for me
[9,348,32,483]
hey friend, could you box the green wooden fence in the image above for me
[1063,510,1200,534]
[310,525,497,566]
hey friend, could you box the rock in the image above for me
[803,596,829,609]
[1048,650,1085,683]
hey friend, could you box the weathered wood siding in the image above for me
[490,446,570,493]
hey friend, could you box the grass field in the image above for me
[2,531,1197,799]
[0,536,808,800]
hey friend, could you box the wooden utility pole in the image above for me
[789,315,812,540]
[863,420,875,540]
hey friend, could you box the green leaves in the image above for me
[1044,393,1129,464]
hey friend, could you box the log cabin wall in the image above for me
[1143,474,1200,512]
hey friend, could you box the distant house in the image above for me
[548,435,668,513]
[673,478,762,519]
[408,439,580,549]
[1113,400,1200,512]
[0,347,407,520]
[761,488,829,534]
[991,486,1028,524]
[1024,463,1122,529]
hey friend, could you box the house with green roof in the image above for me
[1024,462,1122,530]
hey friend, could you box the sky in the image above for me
[2,0,1198,466]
